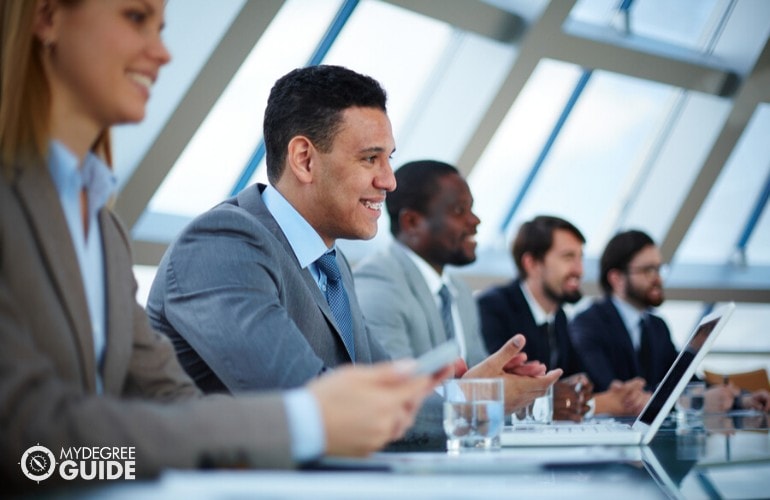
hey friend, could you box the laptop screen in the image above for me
[638,316,720,425]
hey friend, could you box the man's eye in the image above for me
[126,10,147,24]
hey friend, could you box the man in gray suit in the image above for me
[354,160,488,369]
[147,66,561,438]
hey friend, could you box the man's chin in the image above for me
[647,295,664,307]
[562,291,583,304]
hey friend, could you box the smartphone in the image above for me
[413,341,460,376]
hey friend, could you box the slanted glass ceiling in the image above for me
[146,0,343,218]
[678,103,770,265]
[570,0,725,51]
[122,0,769,374]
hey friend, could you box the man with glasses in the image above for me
[569,230,677,399]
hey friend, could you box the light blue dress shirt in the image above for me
[400,243,469,362]
[262,184,329,462]
[47,141,116,393]
[611,296,645,351]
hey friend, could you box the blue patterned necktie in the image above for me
[316,251,355,361]
[438,284,455,340]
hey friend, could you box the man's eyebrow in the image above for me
[358,146,396,155]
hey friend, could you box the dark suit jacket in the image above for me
[147,184,444,447]
[568,297,678,392]
[1,163,291,489]
[476,280,584,376]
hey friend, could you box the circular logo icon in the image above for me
[20,444,56,483]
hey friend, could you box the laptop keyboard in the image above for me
[507,421,631,434]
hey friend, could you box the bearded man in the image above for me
[478,217,648,418]
[569,230,677,398]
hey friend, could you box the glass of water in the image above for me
[443,378,504,452]
[676,381,706,428]
[511,384,553,426]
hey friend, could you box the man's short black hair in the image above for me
[599,229,655,295]
[387,160,459,237]
[263,65,387,184]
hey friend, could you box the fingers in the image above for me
[500,353,528,371]
[488,334,526,370]
[505,360,547,377]
[451,358,468,378]
[542,368,563,385]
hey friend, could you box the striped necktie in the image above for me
[438,284,456,340]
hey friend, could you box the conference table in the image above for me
[68,411,769,499]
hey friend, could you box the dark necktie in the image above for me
[316,251,355,361]
[438,284,455,340]
[638,317,652,384]
[540,321,559,370]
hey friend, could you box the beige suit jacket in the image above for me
[0,161,292,490]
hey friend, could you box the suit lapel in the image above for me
[603,299,641,375]
[390,243,446,346]
[98,210,132,394]
[13,162,96,391]
[237,185,354,361]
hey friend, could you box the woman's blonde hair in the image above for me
[0,0,111,176]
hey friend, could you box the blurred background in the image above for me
[113,0,769,376]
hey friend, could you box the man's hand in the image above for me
[741,389,770,412]
[553,373,593,422]
[308,361,448,457]
[594,378,649,416]
[463,334,562,413]
[704,384,739,413]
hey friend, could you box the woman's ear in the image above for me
[285,136,315,184]
[33,0,60,47]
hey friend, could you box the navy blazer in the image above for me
[477,280,584,376]
[568,297,678,392]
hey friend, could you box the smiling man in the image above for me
[354,160,488,368]
[477,217,649,418]
[147,66,561,448]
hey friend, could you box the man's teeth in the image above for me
[129,73,153,91]
[363,201,383,210]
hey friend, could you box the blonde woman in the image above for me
[0,0,440,491]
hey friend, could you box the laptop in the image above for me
[501,302,736,447]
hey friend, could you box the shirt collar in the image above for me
[611,295,646,331]
[262,184,330,269]
[47,140,116,213]
[519,280,552,326]
[399,242,452,297]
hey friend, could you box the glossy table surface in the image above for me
[60,411,770,499]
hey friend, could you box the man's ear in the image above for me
[398,208,422,233]
[521,252,538,277]
[607,268,625,293]
[397,208,427,247]
[285,136,315,184]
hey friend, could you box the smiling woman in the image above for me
[0,1,441,492]
[38,0,170,161]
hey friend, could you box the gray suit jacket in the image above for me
[354,242,488,367]
[147,184,444,448]
[1,163,291,489]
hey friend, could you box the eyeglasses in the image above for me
[626,264,669,279]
